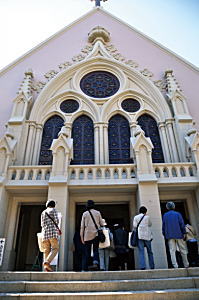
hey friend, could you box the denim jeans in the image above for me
[82,236,99,271]
[137,239,155,269]
[99,248,110,271]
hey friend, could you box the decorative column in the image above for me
[24,121,36,165]
[103,123,109,164]
[131,126,167,269]
[49,126,73,270]
[130,121,137,138]
[165,119,179,162]
[0,135,16,237]
[99,123,104,164]
[94,124,100,164]
[32,124,43,165]
[158,122,171,162]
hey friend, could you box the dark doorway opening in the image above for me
[75,203,135,271]
[160,200,187,268]
[15,204,45,271]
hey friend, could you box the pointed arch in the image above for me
[71,115,94,165]
[137,113,164,163]
[39,115,64,165]
[108,114,132,164]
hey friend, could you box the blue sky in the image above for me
[0,0,198,70]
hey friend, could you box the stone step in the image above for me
[0,268,199,282]
[1,289,199,300]
[0,277,199,293]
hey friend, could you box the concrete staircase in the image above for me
[0,268,199,299]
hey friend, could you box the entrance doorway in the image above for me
[75,203,135,271]
[160,200,187,268]
[15,204,45,271]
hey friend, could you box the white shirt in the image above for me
[133,213,153,241]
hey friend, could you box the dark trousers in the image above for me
[82,236,99,271]
[187,241,199,266]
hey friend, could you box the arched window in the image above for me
[71,115,94,165]
[108,114,132,164]
[137,114,164,163]
[39,115,64,165]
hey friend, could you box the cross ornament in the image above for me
[91,0,108,7]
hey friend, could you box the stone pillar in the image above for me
[94,124,100,164]
[131,127,167,269]
[103,123,109,164]
[99,123,104,164]
[137,182,167,269]
[49,126,73,270]
[158,122,171,162]
[166,119,179,162]
[48,182,69,270]
[0,181,8,238]
[24,122,36,165]
[32,124,43,165]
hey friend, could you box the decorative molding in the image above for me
[44,70,59,81]
[32,81,46,93]
[153,80,167,92]
[32,43,94,94]
[88,26,110,44]
[140,68,153,78]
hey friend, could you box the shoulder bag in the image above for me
[46,212,62,235]
[88,210,106,243]
[130,214,145,247]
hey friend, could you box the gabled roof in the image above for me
[0,6,198,77]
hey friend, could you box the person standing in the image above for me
[184,219,198,267]
[113,223,128,270]
[80,200,104,271]
[162,201,189,268]
[41,200,60,272]
[98,219,113,271]
[133,206,155,270]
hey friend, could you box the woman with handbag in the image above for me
[80,200,104,271]
[98,219,113,271]
[133,206,155,270]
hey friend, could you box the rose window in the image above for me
[80,71,120,98]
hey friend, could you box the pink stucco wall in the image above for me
[0,8,198,137]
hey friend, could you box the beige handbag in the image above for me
[99,229,110,249]
[37,232,45,252]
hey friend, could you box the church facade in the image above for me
[0,7,199,271]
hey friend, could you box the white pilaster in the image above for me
[103,124,109,164]
[94,124,100,164]
[24,122,36,165]
[166,119,179,162]
[32,124,43,165]
[158,122,171,162]
[99,123,104,164]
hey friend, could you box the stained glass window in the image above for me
[71,115,94,165]
[60,100,79,113]
[80,71,120,98]
[108,114,133,164]
[137,114,164,163]
[121,98,140,112]
[39,115,64,165]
